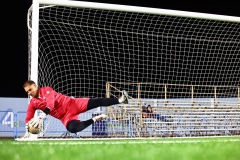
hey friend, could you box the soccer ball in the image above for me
[28,119,43,134]
[28,125,41,134]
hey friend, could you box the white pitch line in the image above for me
[13,137,240,145]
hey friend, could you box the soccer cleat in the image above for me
[119,90,128,104]
[93,114,108,122]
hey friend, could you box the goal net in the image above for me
[24,0,240,139]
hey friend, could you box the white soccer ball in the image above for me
[28,119,42,134]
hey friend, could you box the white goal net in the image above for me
[25,0,240,139]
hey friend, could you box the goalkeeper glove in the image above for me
[29,112,46,128]
[21,122,30,138]
[38,112,47,119]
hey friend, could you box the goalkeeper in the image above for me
[22,80,128,138]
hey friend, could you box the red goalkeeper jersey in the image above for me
[25,86,89,127]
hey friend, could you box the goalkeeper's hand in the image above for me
[38,112,47,120]
[25,122,29,131]
[21,122,30,139]
[29,112,46,127]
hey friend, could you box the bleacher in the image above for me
[107,98,240,138]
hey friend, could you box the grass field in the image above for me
[0,136,240,160]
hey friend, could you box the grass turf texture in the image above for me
[0,136,240,160]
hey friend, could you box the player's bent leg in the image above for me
[66,119,93,133]
[66,114,108,133]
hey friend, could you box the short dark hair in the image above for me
[23,80,36,88]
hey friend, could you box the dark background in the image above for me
[1,0,239,98]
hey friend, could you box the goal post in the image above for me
[25,0,240,139]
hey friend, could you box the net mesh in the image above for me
[27,2,240,138]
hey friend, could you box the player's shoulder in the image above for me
[39,86,55,95]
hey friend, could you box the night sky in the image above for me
[1,0,239,98]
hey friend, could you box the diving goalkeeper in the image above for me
[22,80,128,138]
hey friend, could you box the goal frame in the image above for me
[29,0,240,83]
[26,0,240,139]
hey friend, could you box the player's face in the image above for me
[24,84,39,98]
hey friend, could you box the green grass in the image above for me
[0,136,240,160]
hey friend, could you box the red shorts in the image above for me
[61,98,90,127]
